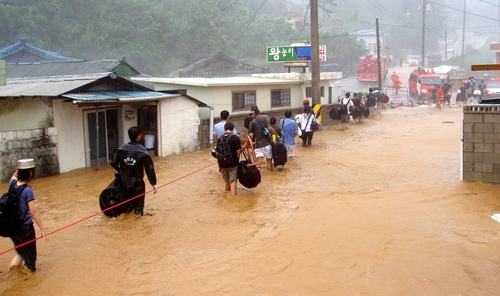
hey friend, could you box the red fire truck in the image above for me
[408,68,441,102]
[356,54,389,82]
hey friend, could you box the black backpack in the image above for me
[0,183,28,237]
[366,93,376,106]
[216,133,237,168]
[244,115,253,129]
[441,82,451,93]
[341,99,351,115]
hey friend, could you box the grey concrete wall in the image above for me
[0,128,60,183]
[463,105,500,185]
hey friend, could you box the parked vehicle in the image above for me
[478,80,500,104]
[484,80,500,98]
[356,54,388,82]
[405,55,421,64]
[408,59,419,66]
[408,68,441,102]
[427,53,442,66]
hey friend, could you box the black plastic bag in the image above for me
[99,174,126,217]
[238,151,261,189]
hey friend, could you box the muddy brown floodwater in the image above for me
[1,106,500,295]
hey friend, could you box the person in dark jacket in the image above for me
[366,88,376,117]
[110,126,157,216]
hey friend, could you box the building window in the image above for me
[306,87,323,98]
[271,89,291,107]
[232,91,256,111]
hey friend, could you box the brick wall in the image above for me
[463,105,500,185]
[0,128,60,183]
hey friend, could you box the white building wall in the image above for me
[121,106,136,143]
[158,97,200,156]
[0,97,53,131]
[154,83,304,120]
[154,84,214,120]
[52,100,86,172]
[303,80,332,105]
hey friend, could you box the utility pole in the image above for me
[461,0,466,73]
[311,0,320,106]
[445,30,448,61]
[421,0,427,68]
[301,1,310,34]
[376,18,382,91]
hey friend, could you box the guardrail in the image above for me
[383,86,409,104]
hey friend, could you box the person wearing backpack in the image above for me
[7,158,48,272]
[248,105,280,171]
[299,105,318,147]
[216,122,247,195]
[340,92,355,130]
[366,88,376,118]
[440,78,452,108]
[373,87,384,115]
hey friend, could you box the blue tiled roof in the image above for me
[0,35,79,63]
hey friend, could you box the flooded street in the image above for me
[2,105,500,295]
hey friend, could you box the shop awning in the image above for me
[62,90,178,104]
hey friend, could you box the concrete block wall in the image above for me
[0,127,60,183]
[463,105,500,185]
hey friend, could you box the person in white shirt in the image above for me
[299,106,318,147]
[340,92,355,130]
[214,110,237,141]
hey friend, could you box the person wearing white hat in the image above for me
[8,158,48,272]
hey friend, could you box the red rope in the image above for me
[0,160,217,257]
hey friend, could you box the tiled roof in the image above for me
[0,75,109,97]
[0,35,79,63]
[6,59,140,79]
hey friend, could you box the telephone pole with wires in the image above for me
[311,0,320,106]
[419,1,431,68]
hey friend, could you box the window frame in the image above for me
[306,86,324,98]
[306,87,312,98]
[232,90,256,112]
[270,88,291,107]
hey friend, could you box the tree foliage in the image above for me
[0,0,368,75]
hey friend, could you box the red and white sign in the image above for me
[319,45,326,61]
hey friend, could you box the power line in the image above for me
[364,0,410,25]
[381,22,498,34]
[429,1,500,22]
[479,0,500,8]
[222,0,270,45]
